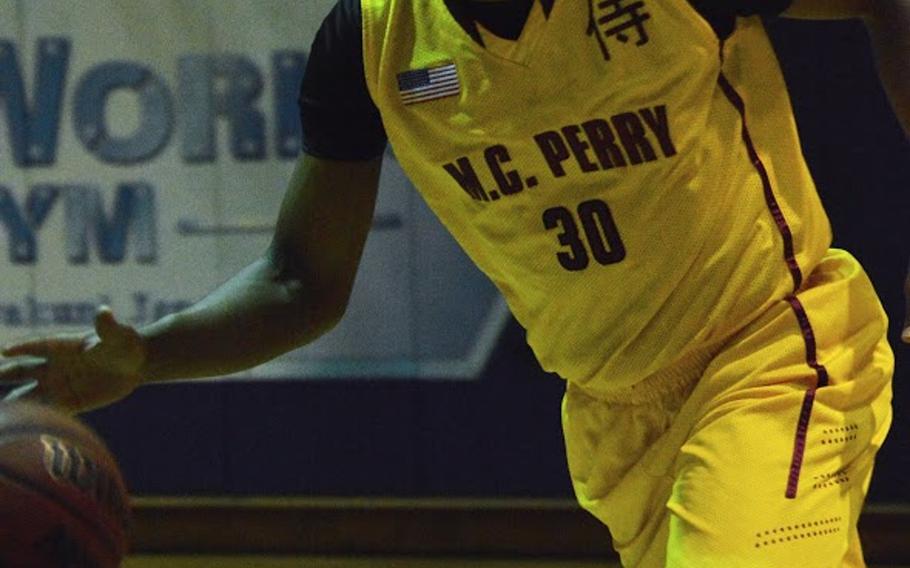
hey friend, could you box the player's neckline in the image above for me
[441,0,558,66]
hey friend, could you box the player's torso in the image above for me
[361,0,831,390]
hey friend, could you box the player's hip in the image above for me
[561,247,893,546]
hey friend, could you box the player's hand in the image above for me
[0,307,145,414]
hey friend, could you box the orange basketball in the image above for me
[0,401,130,567]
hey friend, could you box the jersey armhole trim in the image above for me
[672,0,724,47]
[360,0,382,114]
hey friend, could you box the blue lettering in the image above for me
[64,183,157,264]
[0,38,70,167]
[0,303,23,326]
[179,54,266,162]
[0,43,310,165]
[73,62,173,164]
[0,185,60,264]
[27,296,51,326]
[272,51,307,159]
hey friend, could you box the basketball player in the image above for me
[0,0,907,565]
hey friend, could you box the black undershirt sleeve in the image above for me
[298,0,387,160]
[297,0,795,162]
[693,0,794,37]
[734,0,794,16]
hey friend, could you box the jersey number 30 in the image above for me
[543,199,626,272]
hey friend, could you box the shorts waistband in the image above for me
[579,344,721,405]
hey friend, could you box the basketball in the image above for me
[0,401,130,567]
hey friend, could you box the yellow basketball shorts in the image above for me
[562,249,894,567]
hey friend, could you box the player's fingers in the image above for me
[94,306,131,343]
[0,358,47,383]
[2,339,52,358]
[1,381,66,413]
[3,380,43,403]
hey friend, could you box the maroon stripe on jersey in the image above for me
[785,295,830,389]
[783,295,831,499]
[716,73,803,291]
[717,72,829,500]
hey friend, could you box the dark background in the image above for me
[76,17,909,503]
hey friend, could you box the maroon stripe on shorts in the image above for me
[717,73,828,499]
[784,295,831,498]
[716,73,803,291]
[786,388,817,499]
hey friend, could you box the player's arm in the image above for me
[0,0,389,410]
[0,155,381,412]
[782,0,910,137]
[139,153,381,381]
[144,0,387,378]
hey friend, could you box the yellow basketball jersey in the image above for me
[361,0,831,393]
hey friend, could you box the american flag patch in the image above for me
[397,63,460,106]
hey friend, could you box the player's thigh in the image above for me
[665,385,889,568]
